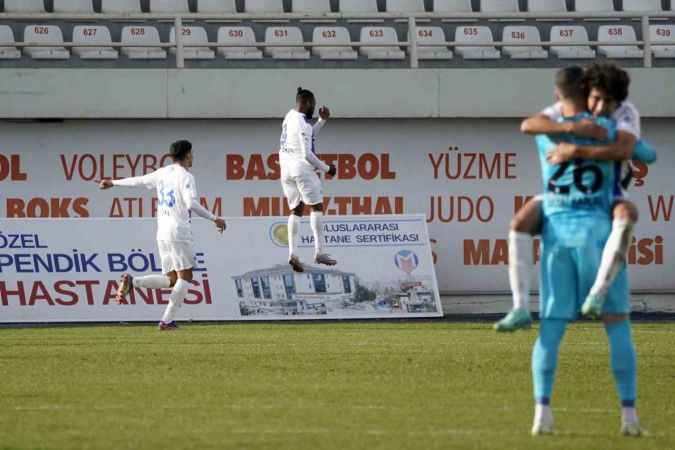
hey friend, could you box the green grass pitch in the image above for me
[1,322,674,450]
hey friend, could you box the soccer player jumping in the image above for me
[99,140,226,330]
[279,87,338,273]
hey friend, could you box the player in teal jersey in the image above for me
[525,67,646,436]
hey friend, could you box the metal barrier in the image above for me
[1,11,674,69]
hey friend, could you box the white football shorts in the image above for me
[157,240,196,274]
[281,164,323,210]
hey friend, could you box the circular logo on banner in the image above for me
[394,250,419,275]
[271,223,289,246]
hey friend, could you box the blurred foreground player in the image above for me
[99,140,226,330]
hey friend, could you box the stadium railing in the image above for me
[0,11,673,68]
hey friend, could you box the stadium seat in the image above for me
[198,0,237,12]
[292,0,331,13]
[312,26,357,59]
[454,26,501,59]
[549,25,596,58]
[170,26,215,59]
[217,26,262,59]
[101,0,142,13]
[598,25,644,58]
[340,0,379,13]
[53,1,94,12]
[121,26,167,59]
[480,0,520,12]
[414,26,452,59]
[0,25,21,59]
[245,0,284,13]
[527,0,567,12]
[24,25,70,60]
[650,25,675,58]
[622,0,662,12]
[359,27,405,59]
[264,27,309,59]
[150,0,190,13]
[72,25,119,59]
[502,26,548,59]
[4,0,46,12]
[432,0,473,12]
[574,0,615,12]
[386,0,426,12]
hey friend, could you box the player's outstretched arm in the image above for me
[187,197,226,233]
[547,131,636,164]
[632,139,657,164]
[521,114,571,135]
[99,173,157,190]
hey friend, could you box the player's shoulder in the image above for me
[616,101,640,119]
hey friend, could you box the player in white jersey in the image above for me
[280,87,337,272]
[99,140,226,331]
[496,63,651,336]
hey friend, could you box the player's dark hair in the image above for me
[296,87,314,103]
[169,140,192,161]
[555,66,587,101]
[584,63,630,103]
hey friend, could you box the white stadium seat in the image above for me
[502,26,548,59]
[359,27,405,59]
[550,25,595,58]
[150,0,190,12]
[198,0,237,12]
[121,26,167,59]
[101,0,142,13]
[217,27,262,59]
[245,0,284,13]
[455,26,501,59]
[53,1,94,12]
[264,27,309,59]
[171,26,215,59]
[0,25,21,59]
[4,0,45,12]
[432,0,472,12]
[340,0,378,13]
[312,26,357,59]
[598,25,644,58]
[414,26,452,59]
[650,25,675,58]
[481,0,520,12]
[24,25,70,60]
[527,0,567,12]
[574,0,615,12]
[73,25,118,59]
[292,0,331,13]
[623,0,662,12]
[387,0,426,12]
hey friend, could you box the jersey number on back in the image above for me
[158,187,176,208]
[547,161,604,195]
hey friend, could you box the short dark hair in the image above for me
[555,66,587,101]
[169,140,192,161]
[584,63,630,103]
[296,86,314,103]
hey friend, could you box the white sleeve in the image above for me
[297,117,330,172]
[614,102,641,139]
[540,102,562,121]
[112,172,156,189]
[313,118,326,136]
[183,174,217,221]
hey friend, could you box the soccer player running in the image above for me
[99,140,226,330]
[522,67,645,436]
[495,63,656,332]
[279,87,337,272]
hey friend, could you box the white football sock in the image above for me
[590,219,633,298]
[133,275,171,289]
[508,231,533,310]
[161,279,189,323]
[310,211,325,255]
[288,214,300,259]
[622,407,638,424]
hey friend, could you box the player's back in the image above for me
[536,114,620,246]
[279,108,313,170]
[153,164,195,242]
